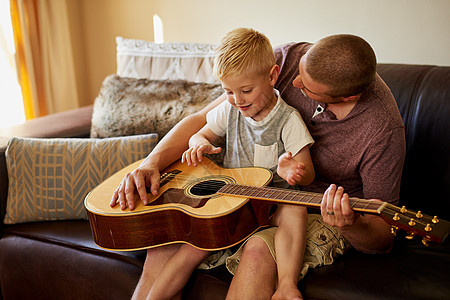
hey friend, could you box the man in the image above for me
[111,34,406,300]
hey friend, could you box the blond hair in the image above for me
[305,34,377,97]
[213,28,275,80]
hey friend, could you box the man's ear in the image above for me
[342,94,361,102]
[269,65,280,85]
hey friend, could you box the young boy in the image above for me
[182,28,315,299]
[148,28,314,300]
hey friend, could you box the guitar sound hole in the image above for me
[190,180,226,196]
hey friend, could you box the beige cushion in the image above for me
[90,75,223,139]
[4,134,158,224]
[116,36,218,83]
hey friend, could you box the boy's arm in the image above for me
[277,147,315,186]
[182,125,222,167]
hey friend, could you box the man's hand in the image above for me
[321,184,359,228]
[321,184,394,253]
[110,164,161,211]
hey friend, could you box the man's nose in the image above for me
[292,75,302,88]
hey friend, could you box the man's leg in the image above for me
[131,244,181,300]
[226,237,277,300]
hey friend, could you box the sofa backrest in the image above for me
[377,64,450,220]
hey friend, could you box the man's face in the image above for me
[292,56,344,104]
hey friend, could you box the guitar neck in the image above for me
[217,184,386,215]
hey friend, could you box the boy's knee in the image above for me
[241,238,271,261]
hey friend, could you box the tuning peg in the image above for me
[400,206,407,213]
[424,223,432,232]
[405,232,415,240]
[408,218,416,227]
[390,226,398,236]
[416,211,423,218]
[422,237,431,246]
[432,216,439,224]
[393,213,400,221]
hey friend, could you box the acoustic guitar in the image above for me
[85,157,449,251]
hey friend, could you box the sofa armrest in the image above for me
[0,105,93,227]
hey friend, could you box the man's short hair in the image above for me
[305,34,377,97]
[213,28,275,80]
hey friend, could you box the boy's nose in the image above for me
[234,95,245,105]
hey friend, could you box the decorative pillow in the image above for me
[4,133,158,224]
[116,36,219,84]
[90,75,223,139]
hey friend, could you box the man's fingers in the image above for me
[134,169,149,205]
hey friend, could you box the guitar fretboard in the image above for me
[218,184,386,214]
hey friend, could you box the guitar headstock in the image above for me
[380,204,450,245]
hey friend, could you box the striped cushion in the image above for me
[4,134,158,224]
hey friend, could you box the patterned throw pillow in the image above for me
[4,133,158,224]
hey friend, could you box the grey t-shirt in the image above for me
[207,92,314,188]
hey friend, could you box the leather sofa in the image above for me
[1,63,449,300]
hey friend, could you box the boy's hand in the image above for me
[277,152,306,186]
[182,144,222,166]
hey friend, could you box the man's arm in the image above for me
[110,93,227,210]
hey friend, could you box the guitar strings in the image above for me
[162,174,435,228]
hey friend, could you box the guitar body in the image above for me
[85,157,273,251]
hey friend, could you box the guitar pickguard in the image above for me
[149,188,210,208]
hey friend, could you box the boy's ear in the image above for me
[269,65,280,85]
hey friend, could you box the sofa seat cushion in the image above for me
[300,237,450,300]
[0,233,143,300]
[0,220,232,300]
[2,220,146,265]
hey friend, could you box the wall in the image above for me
[69,0,450,107]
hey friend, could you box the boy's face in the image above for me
[221,66,279,122]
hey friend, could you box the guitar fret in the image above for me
[250,188,263,199]
[287,192,299,202]
[288,193,300,203]
[349,198,382,212]
[350,199,359,208]
[218,184,382,213]
[280,190,291,200]
[239,186,251,197]
[228,184,240,195]
[247,187,261,198]
[311,195,322,204]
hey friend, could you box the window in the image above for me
[0,0,25,127]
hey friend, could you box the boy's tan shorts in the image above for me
[225,214,351,280]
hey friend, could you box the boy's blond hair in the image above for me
[213,28,275,80]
